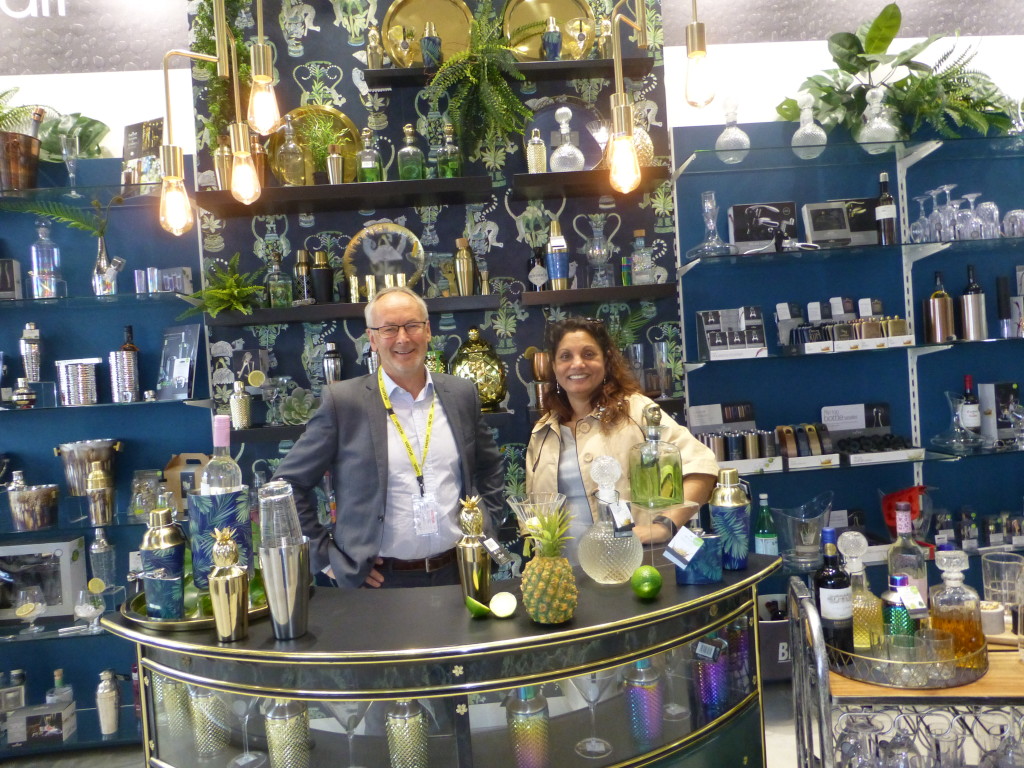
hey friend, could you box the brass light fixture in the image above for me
[684,0,715,108]
[247,0,281,135]
[607,0,647,194]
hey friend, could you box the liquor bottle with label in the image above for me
[930,549,986,667]
[926,270,956,343]
[813,526,854,663]
[356,127,384,182]
[838,530,882,651]
[882,573,918,636]
[200,415,244,494]
[888,501,928,606]
[526,128,547,174]
[437,123,463,178]
[630,229,655,285]
[527,246,548,291]
[961,374,982,434]
[397,123,426,180]
[960,264,988,340]
[875,171,897,245]
[264,251,293,309]
[46,668,74,705]
[753,493,778,556]
[549,106,585,172]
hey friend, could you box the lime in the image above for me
[630,565,663,600]
[15,602,37,618]
[489,591,517,618]
[88,577,107,594]
[247,370,267,388]
[465,595,491,618]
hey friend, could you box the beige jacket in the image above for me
[525,393,720,522]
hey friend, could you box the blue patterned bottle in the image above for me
[420,21,442,70]
[541,16,562,61]
[140,492,186,581]
[624,657,663,748]
[708,468,751,570]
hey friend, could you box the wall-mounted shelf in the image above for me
[521,282,675,306]
[511,166,669,199]
[195,175,493,218]
[206,294,502,327]
[361,57,654,88]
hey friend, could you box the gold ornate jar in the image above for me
[449,326,506,411]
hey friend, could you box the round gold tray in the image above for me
[827,642,988,689]
[120,590,269,632]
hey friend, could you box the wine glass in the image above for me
[910,196,930,244]
[74,589,105,634]
[661,646,692,722]
[323,701,371,768]
[60,133,82,198]
[226,696,268,768]
[261,377,285,426]
[15,585,47,634]
[836,712,889,768]
[569,669,617,758]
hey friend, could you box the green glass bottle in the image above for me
[265,251,293,309]
[753,493,778,556]
[437,123,463,178]
[356,127,384,182]
[397,123,426,180]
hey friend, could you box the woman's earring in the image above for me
[555,381,561,394]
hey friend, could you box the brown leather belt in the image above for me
[380,548,457,573]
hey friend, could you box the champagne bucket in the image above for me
[0,131,40,190]
[8,484,59,531]
[259,537,310,640]
[54,438,121,496]
[56,358,102,406]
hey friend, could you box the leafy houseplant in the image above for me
[0,196,123,237]
[0,88,33,133]
[191,0,252,155]
[178,253,266,319]
[426,0,542,153]
[777,3,1014,140]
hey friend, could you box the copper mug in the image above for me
[531,350,551,382]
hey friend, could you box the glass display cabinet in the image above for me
[103,554,779,768]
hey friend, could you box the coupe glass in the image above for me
[60,133,82,198]
[15,585,47,633]
[323,701,371,768]
[569,669,616,758]
[227,696,268,768]
[910,196,930,244]
[74,589,105,634]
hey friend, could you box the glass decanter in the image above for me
[275,114,310,186]
[356,127,384,182]
[857,86,900,155]
[714,98,750,165]
[29,219,64,299]
[577,455,642,585]
[685,190,736,260]
[629,403,683,510]
[931,549,986,667]
[931,391,985,453]
[549,106,585,173]
[838,531,882,652]
[397,123,426,180]
[790,93,827,160]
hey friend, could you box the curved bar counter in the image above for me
[104,554,780,768]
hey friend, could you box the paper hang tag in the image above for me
[665,526,703,567]
[896,585,928,616]
[482,537,513,567]
[694,639,722,662]
[609,500,635,536]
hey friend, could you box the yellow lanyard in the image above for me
[378,368,435,496]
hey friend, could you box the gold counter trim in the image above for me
[102,560,778,666]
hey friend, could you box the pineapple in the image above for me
[520,507,578,624]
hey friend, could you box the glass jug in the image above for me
[574,213,621,288]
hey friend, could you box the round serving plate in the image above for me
[343,221,426,296]
[267,105,360,183]
[381,0,472,67]
[502,0,595,61]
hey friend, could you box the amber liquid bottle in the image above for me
[926,270,956,343]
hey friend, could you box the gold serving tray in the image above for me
[381,0,472,67]
[267,105,359,182]
[121,590,269,632]
[342,221,426,296]
[502,0,595,61]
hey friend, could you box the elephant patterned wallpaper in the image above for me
[187,0,681,528]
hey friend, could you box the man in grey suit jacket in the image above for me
[272,286,505,588]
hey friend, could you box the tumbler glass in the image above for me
[981,551,1023,614]
[258,480,304,547]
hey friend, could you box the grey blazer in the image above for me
[272,372,505,588]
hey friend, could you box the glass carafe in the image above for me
[685,190,736,261]
[629,404,683,510]
[931,391,985,453]
[577,456,642,584]
[573,213,621,288]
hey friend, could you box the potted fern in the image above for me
[177,253,266,319]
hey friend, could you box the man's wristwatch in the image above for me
[651,514,679,538]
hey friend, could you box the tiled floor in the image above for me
[3,682,800,768]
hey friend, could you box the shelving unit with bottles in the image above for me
[673,123,1024,591]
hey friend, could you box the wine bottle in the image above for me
[527,246,548,291]
[926,270,956,343]
[200,415,243,494]
[813,526,854,663]
[875,171,897,245]
[960,264,988,341]
[960,374,982,434]
[753,493,778,556]
[887,501,928,606]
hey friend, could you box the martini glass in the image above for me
[569,669,616,758]
[324,701,371,768]
[227,697,268,768]
[15,585,46,633]
[585,120,610,168]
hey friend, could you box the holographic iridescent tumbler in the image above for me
[507,686,550,768]
[691,635,730,726]
[723,617,752,701]
[624,658,664,749]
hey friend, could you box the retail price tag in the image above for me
[610,500,635,536]
[693,639,722,662]
[665,526,703,566]
[896,585,928,616]
[550,235,566,249]
[1013,535,1024,548]
[482,537,513,567]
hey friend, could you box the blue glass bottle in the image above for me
[420,21,442,70]
[541,16,562,61]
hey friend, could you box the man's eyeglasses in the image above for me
[368,321,429,339]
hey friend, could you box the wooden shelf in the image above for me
[206,294,501,327]
[195,175,493,218]
[521,283,676,306]
[361,57,654,88]
[511,165,669,199]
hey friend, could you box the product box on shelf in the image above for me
[727,201,797,254]
[6,699,76,746]
[0,259,23,300]
[821,402,924,465]
[688,402,782,473]
[163,453,211,515]
[696,307,767,361]
[0,537,86,619]
[978,382,1020,442]
[756,593,791,681]
[0,683,26,713]
[801,201,852,246]
[828,197,880,246]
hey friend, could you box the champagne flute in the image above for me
[227,696,268,768]
[61,133,82,198]
[15,585,47,634]
[323,701,371,768]
[569,669,616,758]
[74,589,105,634]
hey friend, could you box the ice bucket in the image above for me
[54,439,121,496]
[8,484,59,531]
[0,131,40,191]
[771,491,833,574]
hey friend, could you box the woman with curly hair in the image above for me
[526,317,718,559]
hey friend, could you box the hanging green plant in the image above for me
[191,0,252,151]
[178,252,266,319]
[777,3,1014,139]
[0,196,123,237]
[426,0,543,153]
